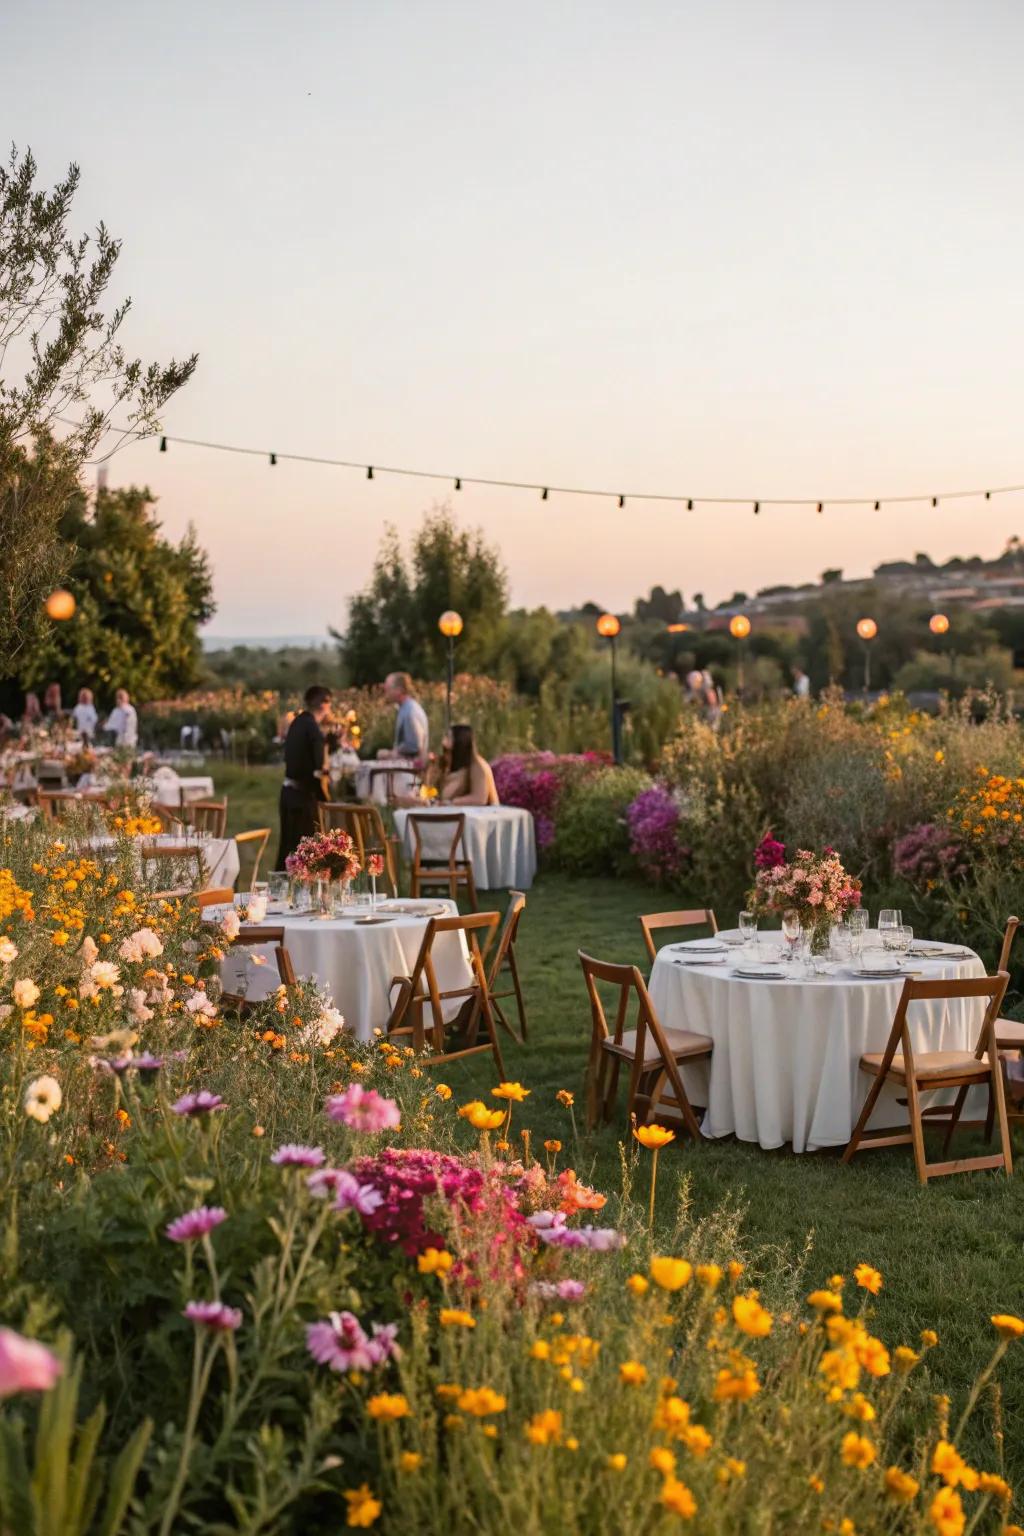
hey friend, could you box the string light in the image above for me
[61,417,1024,515]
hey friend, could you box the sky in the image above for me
[7,0,1024,637]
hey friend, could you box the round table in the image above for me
[354,760,420,806]
[392,805,537,891]
[151,772,216,807]
[217,898,471,1042]
[647,936,985,1152]
[87,833,240,890]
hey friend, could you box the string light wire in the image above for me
[63,417,1024,512]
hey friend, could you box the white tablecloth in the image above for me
[217,898,470,1041]
[647,938,986,1152]
[152,773,216,807]
[393,805,537,891]
[354,760,419,806]
[87,833,240,890]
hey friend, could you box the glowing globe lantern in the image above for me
[438,610,464,639]
[596,613,621,639]
[856,617,878,694]
[856,617,878,642]
[729,614,751,640]
[44,589,76,621]
[929,613,950,636]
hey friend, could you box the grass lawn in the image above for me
[213,762,1024,1472]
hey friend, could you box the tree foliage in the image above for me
[340,505,508,684]
[0,146,197,670]
[23,486,214,703]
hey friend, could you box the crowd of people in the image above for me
[0,684,139,749]
[277,671,497,866]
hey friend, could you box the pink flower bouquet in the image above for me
[285,828,361,884]
[748,844,861,934]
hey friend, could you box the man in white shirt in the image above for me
[71,687,98,742]
[105,688,139,748]
[380,672,429,762]
[792,666,811,700]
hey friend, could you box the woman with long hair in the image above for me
[439,723,499,805]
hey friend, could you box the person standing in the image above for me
[792,665,811,700]
[72,687,98,742]
[380,672,429,762]
[277,684,332,868]
[105,688,138,748]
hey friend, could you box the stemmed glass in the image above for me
[781,909,801,962]
[739,911,757,950]
[878,909,901,951]
[845,908,868,960]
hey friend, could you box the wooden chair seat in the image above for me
[605,1026,713,1071]
[859,1049,991,1083]
[995,1017,1024,1047]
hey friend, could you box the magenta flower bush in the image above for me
[625,785,688,883]
[491,752,606,849]
[345,1146,532,1262]
[893,821,970,886]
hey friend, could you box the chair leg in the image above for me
[603,1057,622,1123]
[905,1074,929,1185]
[984,1083,996,1145]
[587,1047,606,1131]
[989,1053,1014,1176]
[842,1069,888,1164]
[508,950,528,1041]
[943,1085,971,1153]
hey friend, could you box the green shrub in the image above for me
[551,766,652,877]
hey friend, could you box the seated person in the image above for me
[439,724,499,805]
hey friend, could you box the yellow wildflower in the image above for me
[344,1485,382,1528]
[991,1314,1024,1340]
[417,1247,454,1276]
[853,1263,883,1295]
[732,1293,773,1337]
[650,1257,692,1292]
[524,1409,563,1446]
[840,1432,876,1469]
[928,1486,965,1536]
[367,1393,409,1421]
[632,1123,676,1149]
[660,1476,697,1519]
[884,1466,919,1503]
[438,1309,475,1329]
[626,1273,650,1297]
[491,1081,530,1101]
[619,1360,648,1386]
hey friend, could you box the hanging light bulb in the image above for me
[269,453,277,466]
[366,466,374,479]
[159,437,167,452]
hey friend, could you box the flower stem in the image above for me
[649,1147,659,1228]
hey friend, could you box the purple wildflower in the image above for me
[165,1206,228,1243]
[537,1225,626,1252]
[172,1090,225,1117]
[271,1144,326,1168]
[526,1210,566,1231]
[183,1300,242,1331]
[325,1084,401,1133]
[130,1052,164,1073]
[626,785,687,882]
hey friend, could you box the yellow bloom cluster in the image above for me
[949,768,1024,842]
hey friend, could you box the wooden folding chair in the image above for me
[993,916,1023,1053]
[484,891,528,1043]
[578,951,712,1138]
[194,887,236,910]
[368,762,422,807]
[235,828,271,889]
[140,842,207,889]
[190,799,228,838]
[220,925,298,1012]
[386,911,504,1075]
[319,802,399,896]
[408,813,477,909]
[842,973,1012,1184]
[640,908,719,964]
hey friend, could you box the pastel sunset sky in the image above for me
[8,0,1024,634]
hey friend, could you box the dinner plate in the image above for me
[672,955,727,967]
[670,939,728,953]
[354,915,396,925]
[733,965,785,980]
[850,966,903,978]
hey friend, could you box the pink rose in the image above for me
[0,1328,63,1397]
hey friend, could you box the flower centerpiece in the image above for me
[285,829,361,914]
[748,838,861,953]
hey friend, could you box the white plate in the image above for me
[850,966,903,978]
[670,939,728,953]
[672,955,727,967]
[733,965,785,980]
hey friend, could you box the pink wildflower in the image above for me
[183,1300,242,1332]
[325,1084,401,1133]
[306,1311,400,1373]
[165,1206,228,1243]
[0,1328,63,1398]
[172,1090,225,1116]
[271,1144,326,1168]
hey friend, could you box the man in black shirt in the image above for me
[276,684,332,868]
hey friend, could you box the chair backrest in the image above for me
[409,812,466,869]
[319,803,397,894]
[37,790,81,821]
[152,803,186,833]
[639,908,718,963]
[998,916,1020,974]
[220,925,298,1004]
[140,843,206,890]
[191,799,228,838]
[578,949,698,1124]
[235,827,271,889]
[874,973,1010,1080]
[194,887,236,910]
[389,911,500,1046]
[487,891,526,988]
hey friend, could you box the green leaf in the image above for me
[94,1417,152,1536]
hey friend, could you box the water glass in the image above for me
[781,909,801,962]
[268,871,289,905]
[292,880,311,913]
[895,923,913,955]
[878,909,901,950]
[739,911,757,948]
[831,926,853,965]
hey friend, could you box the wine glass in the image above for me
[878,909,901,951]
[781,909,801,961]
[739,911,758,949]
